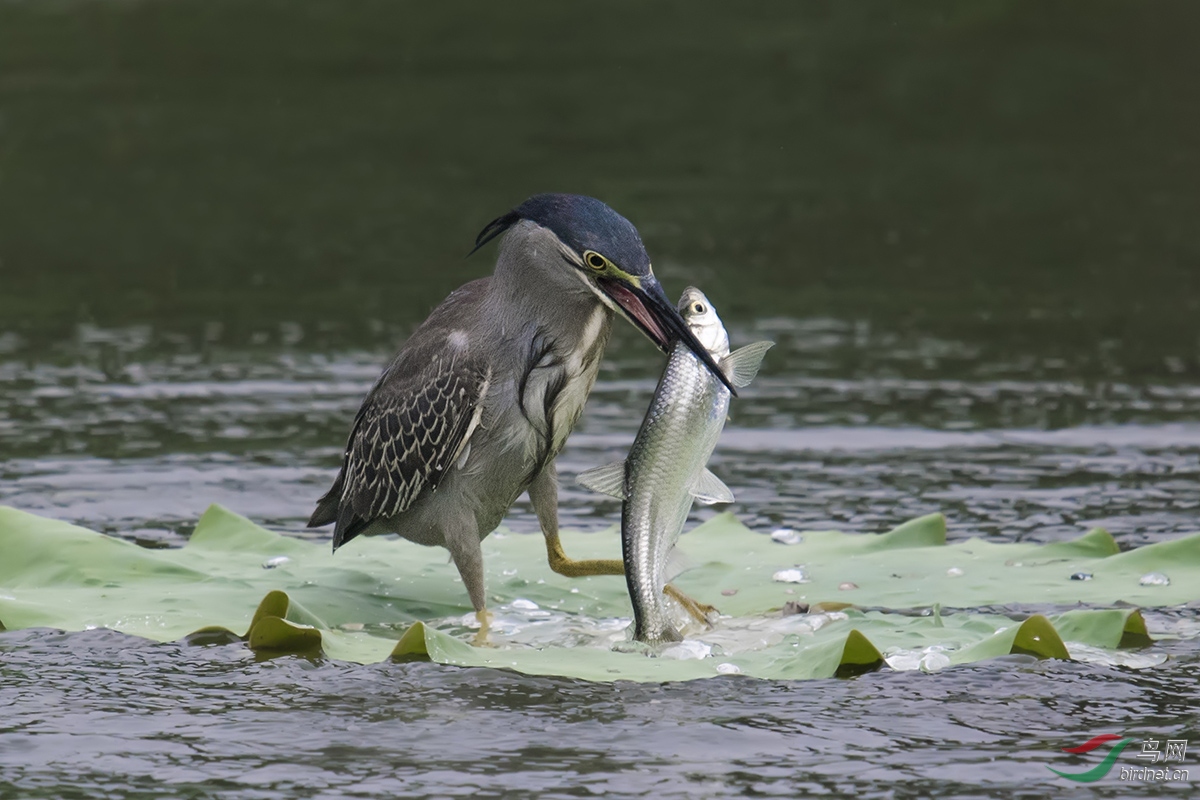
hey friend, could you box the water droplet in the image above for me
[510,598,539,610]
[501,569,518,577]
[772,567,810,584]
[661,640,712,660]
[770,529,803,545]
[946,567,964,578]
[1139,572,1170,587]
[721,588,738,596]
[921,651,951,672]
[715,662,742,675]
[261,556,290,569]
[838,582,858,591]
[1070,572,1093,581]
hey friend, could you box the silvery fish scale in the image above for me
[622,342,730,643]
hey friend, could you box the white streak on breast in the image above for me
[450,367,489,469]
[549,305,608,453]
[576,305,606,359]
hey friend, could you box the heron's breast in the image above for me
[476,305,612,475]
[549,308,611,445]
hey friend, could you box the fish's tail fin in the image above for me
[722,341,774,388]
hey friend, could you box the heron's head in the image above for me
[473,193,735,394]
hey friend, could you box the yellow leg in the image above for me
[544,528,624,577]
[545,529,717,625]
[533,466,624,578]
[664,584,719,623]
[471,609,493,647]
[529,465,717,625]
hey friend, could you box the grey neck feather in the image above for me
[482,221,616,473]
[485,221,613,343]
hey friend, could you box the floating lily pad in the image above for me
[0,504,1197,682]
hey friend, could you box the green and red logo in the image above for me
[1049,734,1192,783]
[1049,734,1135,782]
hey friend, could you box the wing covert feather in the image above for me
[343,354,489,521]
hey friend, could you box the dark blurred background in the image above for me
[2,0,1197,377]
[3,0,1200,545]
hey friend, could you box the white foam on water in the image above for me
[770,529,803,545]
[884,645,953,673]
[660,640,713,660]
[1066,643,1169,669]
[772,567,810,584]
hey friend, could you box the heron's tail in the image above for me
[307,471,345,528]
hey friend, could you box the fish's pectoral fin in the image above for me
[690,468,735,505]
[665,546,694,583]
[721,340,774,389]
[663,548,718,628]
[576,461,626,499]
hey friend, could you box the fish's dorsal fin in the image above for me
[576,461,626,499]
[690,468,734,505]
[721,341,774,389]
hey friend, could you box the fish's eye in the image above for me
[692,302,706,314]
[584,251,607,271]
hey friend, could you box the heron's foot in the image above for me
[471,609,493,647]
[664,584,719,627]
[544,532,623,577]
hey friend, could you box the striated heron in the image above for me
[308,194,732,636]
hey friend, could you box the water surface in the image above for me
[2,1,1199,797]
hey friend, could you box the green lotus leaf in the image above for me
[677,512,1200,614]
[1011,615,1071,660]
[383,616,885,682]
[247,616,323,656]
[248,590,292,635]
[940,614,1066,662]
[1052,608,1153,649]
[1,503,1197,682]
[180,626,243,647]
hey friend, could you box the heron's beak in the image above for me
[598,275,737,396]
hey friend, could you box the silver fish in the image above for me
[577,287,772,644]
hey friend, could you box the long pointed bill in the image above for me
[599,275,737,396]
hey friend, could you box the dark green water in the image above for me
[2,1,1199,797]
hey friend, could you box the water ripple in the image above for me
[3,324,1199,799]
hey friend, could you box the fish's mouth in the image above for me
[599,276,736,396]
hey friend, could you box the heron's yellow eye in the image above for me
[584,251,607,271]
[692,302,706,314]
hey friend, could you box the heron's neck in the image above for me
[487,222,613,345]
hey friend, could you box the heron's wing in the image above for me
[335,352,490,544]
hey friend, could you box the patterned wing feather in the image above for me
[341,354,489,532]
